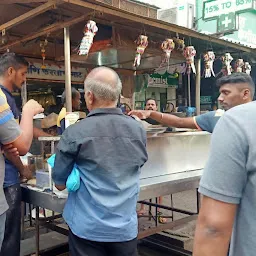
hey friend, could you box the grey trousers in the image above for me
[0,212,6,252]
[0,184,21,256]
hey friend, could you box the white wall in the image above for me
[137,0,195,9]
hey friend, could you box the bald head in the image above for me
[84,67,122,102]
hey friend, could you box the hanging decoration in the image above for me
[173,37,185,52]
[183,46,196,74]
[1,29,8,45]
[221,53,233,76]
[78,20,98,56]
[133,35,148,68]
[203,51,215,78]
[161,38,175,66]
[243,62,252,75]
[234,59,244,73]
[40,39,48,69]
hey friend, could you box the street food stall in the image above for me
[0,0,255,255]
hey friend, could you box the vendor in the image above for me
[57,87,81,135]
[137,98,166,224]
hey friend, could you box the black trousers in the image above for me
[0,184,21,256]
[69,230,138,256]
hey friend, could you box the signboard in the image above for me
[197,0,256,48]
[217,12,237,32]
[147,72,178,88]
[203,0,256,20]
[200,96,212,104]
[27,62,87,83]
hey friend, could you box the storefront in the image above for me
[0,1,256,255]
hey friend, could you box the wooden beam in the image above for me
[1,0,49,3]
[63,0,254,53]
[0,0,63,32]
[0,13,93,51]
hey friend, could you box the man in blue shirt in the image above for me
[53,67,148,256]
[129,73,254,133]
[0,53,47,256]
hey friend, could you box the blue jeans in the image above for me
[0,212,6,252]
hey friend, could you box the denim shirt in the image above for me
[53,108,148,242]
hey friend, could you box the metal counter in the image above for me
[23,131,208,255]
[141,131,210,179]
[22,169,202,212]
[21,169,202,256]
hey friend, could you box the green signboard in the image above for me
[147,72,178,88]
[203,0,255,20]
[200,96,212,104]
[217,12,237,32]
[197,0,256,48]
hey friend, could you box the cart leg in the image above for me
[21,202,25,240]
[155,197,158,227]
[35,206,40,256]
[148,199,152,221]
[170,194,174,221]
[196,189,200,214]
[29,204,33,227]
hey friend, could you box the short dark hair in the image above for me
[216,73,255,98]
[61,87,79,104]
[145,98,157,106]
[0,52,29,76]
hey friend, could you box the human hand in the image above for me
[128,110,151,120]
[2,144,19,157]
[21,165,33,180]
[23,99,44,116]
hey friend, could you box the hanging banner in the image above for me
[27,62,87,83]
[147,72,178,88]
[203,0,255,20]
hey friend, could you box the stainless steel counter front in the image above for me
[21,169,202,213]
[139,169,202,200]
[141,131,210,179]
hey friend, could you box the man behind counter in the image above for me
[57,87,81,135]
[137,98,167,224]
[129,73,254,133]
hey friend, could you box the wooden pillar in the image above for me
[64,27,72,112]
[195,58,201,115]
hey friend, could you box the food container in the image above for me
[36,170,50,188]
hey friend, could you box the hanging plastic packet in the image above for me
[47,154,80,192]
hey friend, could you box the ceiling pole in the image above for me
[64,27,72,113]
